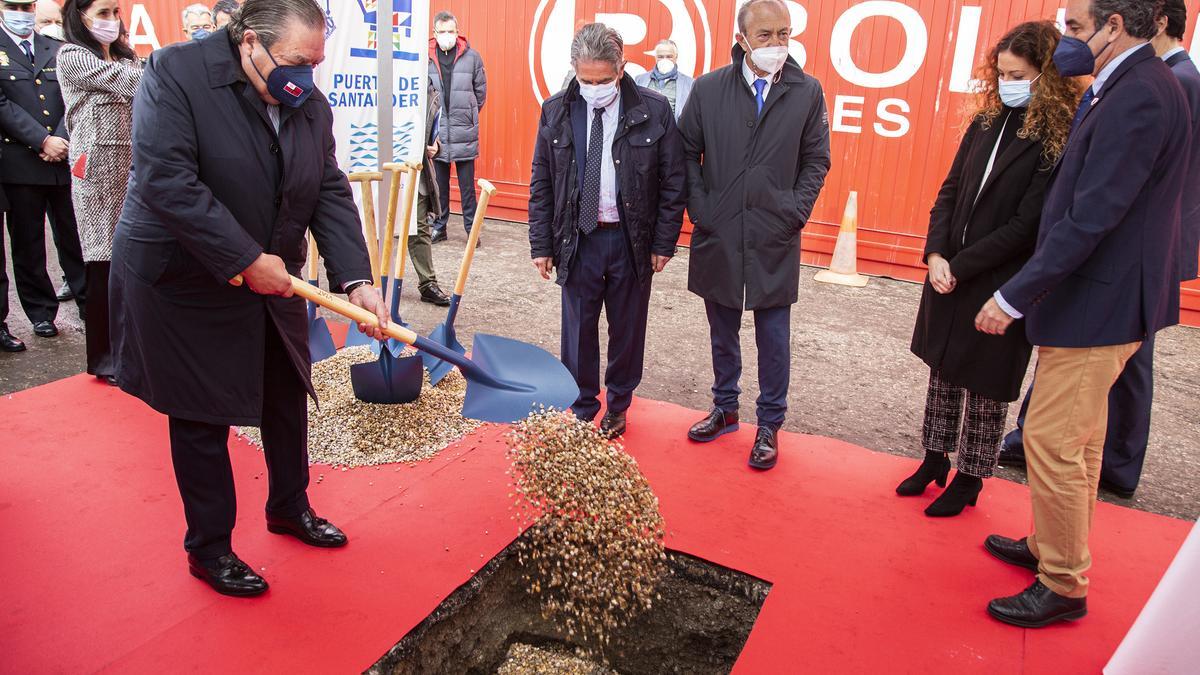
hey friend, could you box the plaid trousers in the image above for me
[921,370,1009,478]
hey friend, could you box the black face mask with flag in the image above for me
[253,41,315,108]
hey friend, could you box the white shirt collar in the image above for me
[1093,42,1148,95]
[2,25,35,50]
[1162,45,1187,62]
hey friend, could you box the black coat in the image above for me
[0,32,70,186]
[111,30,372,426]
[1165,50,1200,281]
[528,74,686,284]
[678,45,831,310]
[911,108,1046,402]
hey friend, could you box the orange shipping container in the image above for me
[122,1,1200,325]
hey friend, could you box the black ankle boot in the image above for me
[925,472,984,517]
[896,451,951,496]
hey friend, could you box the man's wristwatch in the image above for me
[343,280,371,295]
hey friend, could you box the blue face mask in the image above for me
[252,42,315,108]
[1053,25,1111,78]
[3,10,35,37]
[191,28,211,41]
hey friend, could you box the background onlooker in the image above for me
[408,78,450,307]
[428,10,486,243]
[58,0,142,384]
[34,0,61,40]
[181,3,214,41]
[212,0,239,29]
[634,39,694,119]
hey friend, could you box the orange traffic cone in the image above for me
[814,191,869,288]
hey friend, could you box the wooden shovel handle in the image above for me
[349,172,383,288]
[291,276,418,345]
[453,179,498,296]
[392,163,420,280]
[307,235,319,282]
[379,163,406,282]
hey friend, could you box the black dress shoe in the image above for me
[96,374,119,387]
[687,408,739,442]
[600,410,626,439]
[984,534,1039,572]
[420,283,451,306]
[925,472,983,517]
[0,324,26,352]
[988,580,1087,628]
[748,427,778,470]
[431,229,448,243]
[1099,477,1136,500]
[188,553,269,597]
[896,450,951,496]
[56,282,74,302]
[267,508,348,548]
[997,433,1026,467]
[33,321,58,338]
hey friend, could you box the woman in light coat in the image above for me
[58,0,142,384]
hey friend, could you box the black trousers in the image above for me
[85,261,114,377]
[433,159,478,235]
[167,320,311,559]
[705,300,791,430]
[1,184,86,324]
[560,227,652,422]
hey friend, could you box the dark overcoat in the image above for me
[427,36,486,163]
[910,108,1046,402]
[1000,45,1190,347]
[0,32,70,186]
[1165,50,1200,281]
[528,75,686,284]
[111,30,372,426]
[678,44,831,311]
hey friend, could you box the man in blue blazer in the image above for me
[974,0,1191,628]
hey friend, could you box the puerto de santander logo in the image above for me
[528,0,714,104]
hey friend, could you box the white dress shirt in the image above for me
[585,95,620,223]
[993,41,1150,320]
[741,56,772,101]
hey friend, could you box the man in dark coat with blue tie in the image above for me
[677,0,831,471]
[976,0,1190,628]
[111,0,388,598]
[528,22,685,439]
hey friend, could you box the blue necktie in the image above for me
[20,40,33,64]
[753,79,767,116]
[1069,87,1096,134]
[577,108,606,235]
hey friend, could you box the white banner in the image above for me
[317,0,429,175]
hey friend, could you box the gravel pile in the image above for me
[496,643,614,675]
[238,346,482,467]
[507,411,667,648]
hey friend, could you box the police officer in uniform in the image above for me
[0,0,85,339]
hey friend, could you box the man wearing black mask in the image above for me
[111,0,387,598]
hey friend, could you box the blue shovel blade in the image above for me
[343,322,375,348]
[350,350,423,404]
[308,316,338,363]
[459,333,579,423]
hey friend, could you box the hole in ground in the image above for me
[369,535,772,674]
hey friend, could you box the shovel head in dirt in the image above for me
[350,348,423,404]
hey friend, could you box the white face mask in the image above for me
[998,74,1040,108]
[89,17,121,45]
[744,43,789,76]
[578,80,619,108]
[39,23,65,41]
[656,58,675,75]
[435,32,456,51]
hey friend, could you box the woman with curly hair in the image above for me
[899,20,1084,516]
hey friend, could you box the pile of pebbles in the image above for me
[496,643,614,675]
[506,411,667,648]
[238,346,482,467]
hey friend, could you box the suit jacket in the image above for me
[1166,50,1200,281]
[911,108,1047,401]
[0,32,69,186]
[110,30,372,426]
[1000,44,1191,347]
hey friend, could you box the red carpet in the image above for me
[0,375,1189,673]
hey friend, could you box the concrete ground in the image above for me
[4,219,1197,520]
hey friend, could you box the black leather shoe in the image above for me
[267,509,348,548]
[420,283,451,306]
[1099,477,1136,500]
[748,427,778,470]
[687,408,739,442]
[0,324,25,352]
[925,472,983,517]
[988,580,1087,628]
[431,229,448,243]
[56,282,74,302]
[984,534,1039,572]
[33,321,57,338]
[96,374,119,387]
[998,432,1026,467]
[896,451,951,496]
[188,553,269,597]
[600,410,626,439]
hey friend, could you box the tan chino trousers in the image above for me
[1024,342,1142,598]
